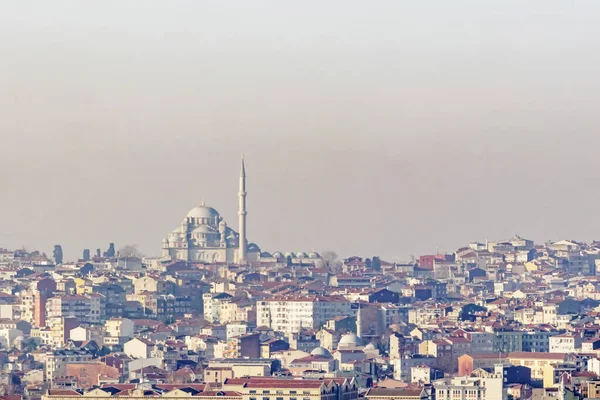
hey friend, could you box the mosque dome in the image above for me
[284,252,296,258]
[364,343,376,351]
[296,252,308,258]
[248,243,261,252]
[187,204,220,219]
[272,252,283,259]
[338,333,362,347]
[308,252,320,259]
[260,252,273,258]
[311,347,332,358]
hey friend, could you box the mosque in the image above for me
[161,157,321,264]
[161,156,258,263]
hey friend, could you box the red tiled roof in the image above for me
[47,390,81,396]
[196,391,241,397]
[508,352,567,360]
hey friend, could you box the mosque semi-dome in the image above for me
[192,225,217,234]
[364,343,376,351]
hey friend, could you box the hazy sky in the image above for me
[1,1,599,261]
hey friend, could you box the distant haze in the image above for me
[1,1,599,261]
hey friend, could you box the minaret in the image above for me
[238,155,248,263]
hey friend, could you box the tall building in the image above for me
[161,156,259,263]
[257,295,352,335]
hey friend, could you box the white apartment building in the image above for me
[19,289,35,324]
[105,318,134,340]
[257,295,351,335]
[46,294,104,324]
[549,333,582,353]
[408,306,447,325]
[203,292,233,323]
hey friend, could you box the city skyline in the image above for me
[2,2,600,398]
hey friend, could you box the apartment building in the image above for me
[522,329,559,353]
[45,349,93,382]
[549,333,582,353]
[434,367,504,400]
[203,293,234,323]
[224,333,260,359]
[134,275,167,294]
[65,362,119,389]
[46,294,104,324]
[364,388,427,400]
[222,377,340,400]
[506,352,568,380]
[257,296,351,335]
[104,318,134,346]
[408,306,448,325]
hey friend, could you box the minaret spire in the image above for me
[238,154,247,264]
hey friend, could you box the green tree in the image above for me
[53,245,63,265]
[321,250,342,273]
[118,244,143,258]
[106,243,116,257]
[372,256,381,271]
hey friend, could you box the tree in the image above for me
[321,250,342,273]
[460,303,488,321]
[97,346,111,357]
[118,244,143,258]
[79,263,94,276]
[53,245,63,265]
[105,243,116,258]
[372,256,381,271]
[365,258,372,268]
[96,248,101,258]
[16,268,34,278]
[82,249,90,261]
